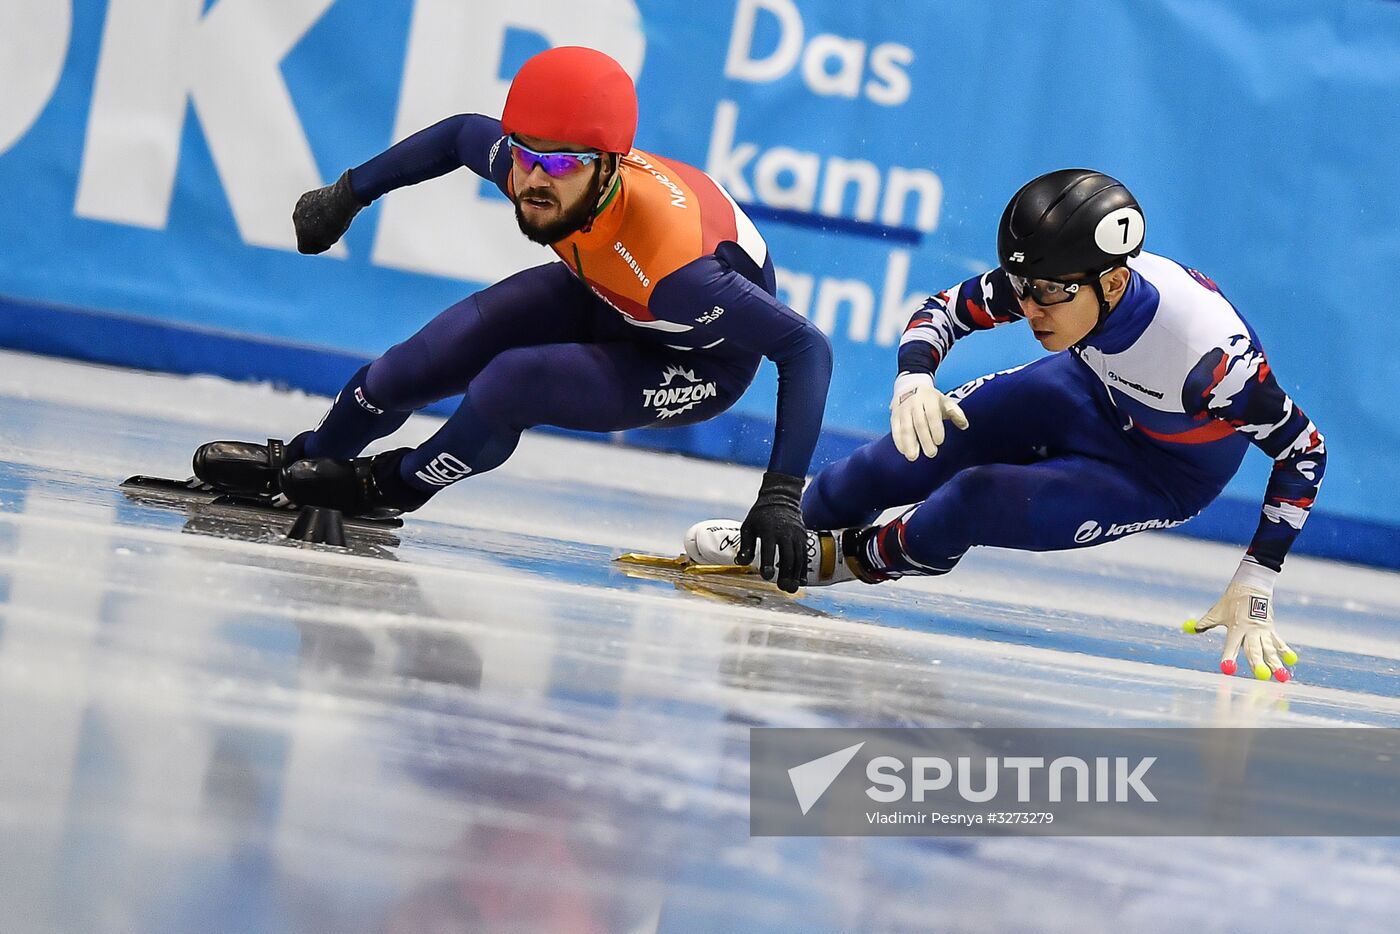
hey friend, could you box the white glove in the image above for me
[1185,559,1299,682]
[889,373,969,462]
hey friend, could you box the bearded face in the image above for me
[512,160,609,245]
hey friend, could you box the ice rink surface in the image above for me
[1,349,1398,934]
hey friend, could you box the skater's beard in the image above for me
[513,165,607,245]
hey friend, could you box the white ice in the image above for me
[0,349,1397,934]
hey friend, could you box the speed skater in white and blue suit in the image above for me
[687,169,1326,682]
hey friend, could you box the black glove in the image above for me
[736,471,808,593]
[292,169,366,254]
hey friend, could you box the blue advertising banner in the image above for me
[1,1,1397,561]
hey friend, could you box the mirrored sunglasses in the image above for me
[508,137,601,178]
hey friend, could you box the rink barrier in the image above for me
[2,294,1394,572]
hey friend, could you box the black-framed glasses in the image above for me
[1004,266,1116,306]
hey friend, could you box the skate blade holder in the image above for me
[614,553,757,576]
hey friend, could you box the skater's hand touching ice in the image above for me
[737,472,808,593]
[1185,560,1298,682]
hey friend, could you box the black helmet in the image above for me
[997,169,1145,279]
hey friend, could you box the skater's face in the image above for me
[1017,266,1132,350]
[510,134,615,245]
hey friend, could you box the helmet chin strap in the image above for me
[1090,277,1110,331]
[1088,270,1120,333]
[578,157,620,235]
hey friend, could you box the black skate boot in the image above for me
[191,438,291,499]
[278,448,430,518]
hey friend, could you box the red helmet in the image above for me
[501,46,638,155]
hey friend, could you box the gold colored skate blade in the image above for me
[615,552,691,569]
[613,553,759,577]
[615,553,824,610]
[685,563,757,576]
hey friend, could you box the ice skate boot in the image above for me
[191,438,292,499]
[683,520,881,586]
[277,449,427,518]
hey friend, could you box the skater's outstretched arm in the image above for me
[293,115,510,254]
[1182,340,1327,574]
[349,114,512,201]
[888,269,1023,460]
[1181,338,1326,682]
[650,256,832,481]
[651,256,832,593]
[896,268,1024,379]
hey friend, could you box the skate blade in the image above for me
[614,552,691,569]
[121,475,404,529]
[614,555,825,613]
[686,563,758,577]
[122,475,216,496]
[614,552,756,576]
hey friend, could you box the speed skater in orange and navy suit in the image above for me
[191,47,832,592]
[687,170,1326,681]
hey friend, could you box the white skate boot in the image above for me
[682,520,866,586]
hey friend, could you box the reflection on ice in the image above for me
[0,354,1398,933]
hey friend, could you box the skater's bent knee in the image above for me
[363,358,426,411]
[801,476,835,528]
[802,472,878,530]
[465,349,549,428]
[940,465,1011,508]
